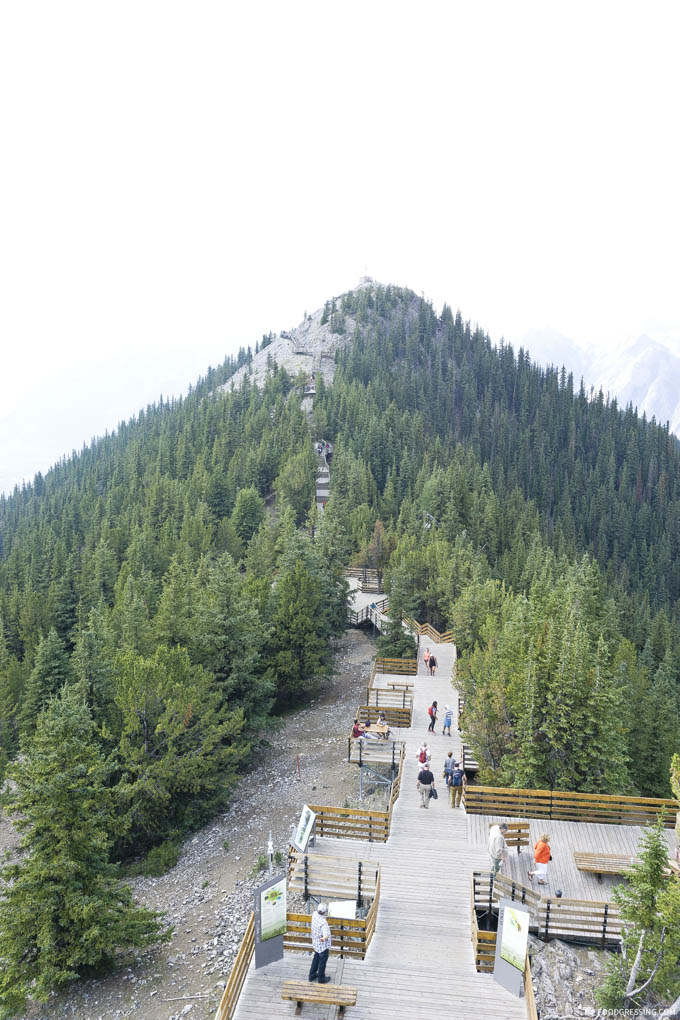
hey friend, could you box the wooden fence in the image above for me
[348,598,389,627]
[402,617,455,643]
[463,785,678,827]
[288,851,380,906]
[308,803,390,842]
[348,737,404,771]
[357,704,412,728]
[213,911,255,1020]
[374,656,418,675]
[285,868,381,960]
[471,871,621,951]
[364,686,413,709]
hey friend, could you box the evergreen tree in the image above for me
[192,553,273,731]
[231,486,265,544]
[20,628,73,739]
[267,560,329,709]
[0,686,166,1017]
[112,645,245,857]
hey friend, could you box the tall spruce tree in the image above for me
[0,686,166,1018]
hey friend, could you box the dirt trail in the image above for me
[19,629,378,1020]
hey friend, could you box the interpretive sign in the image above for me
[492,897,529,996]
[254,873,286,968]
[292,804,316,853]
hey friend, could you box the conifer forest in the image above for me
[1,283,679,1014]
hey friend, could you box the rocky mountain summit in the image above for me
[223,277,377,392]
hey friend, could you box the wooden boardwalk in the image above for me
[233,642,528,1020]
[467,813,675,901]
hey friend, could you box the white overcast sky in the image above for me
[2,1,680,495]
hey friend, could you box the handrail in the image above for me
[463,785,678,827]
[524,958,538,1020]
[213,912,255,1020]
[402,617,455,643]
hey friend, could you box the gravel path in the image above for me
[18,628,378,1020]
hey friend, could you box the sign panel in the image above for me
[329,899,356,920]
[292,804,316,853]
[254,873,286,968]
[492,898,530,997]
[261,878,287,941]
[500,903,530,971]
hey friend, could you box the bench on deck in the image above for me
[488,820,530,854]
[574,851,635,880]
[281,980,357,1016]
[386,680,414,692]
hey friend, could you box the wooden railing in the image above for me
[374,656,417,675]
[213,911,255,1020]
[348,737,404,771]
[524,958,538,1020]
[312,746,405,842]
[348,598,389,627]
[463,785,678,827]
[357,705,412,728]
[284,867,381,961]
[471,871,621,951]
[308,804,390,842]
[364,686,413,709]
[402,617,455,643]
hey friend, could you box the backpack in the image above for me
[419,749,427,763]
[452,769,463,787]
[428,705,435,717]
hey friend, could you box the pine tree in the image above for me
[267,560,329,709]
[19,628,73,739]
[192,553,273,730]
[112,645,245,857]
[0,686,167,1017]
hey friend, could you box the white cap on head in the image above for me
[317,902,328,914]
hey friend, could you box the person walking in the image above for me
[308,902,332,983]
[429,653,437,676]
[417,762,435,808]
[449,760,464,808]
[442,705,453,736]
[529,834,551,885]
[443,750,455,783]
[423,647,431,674]
[427,700,438,732]
[488,823,509,874]
[416,742,430,768]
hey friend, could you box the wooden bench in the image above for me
[281,980,357,1016]
[488,821,530,854]
[574,851,635,880]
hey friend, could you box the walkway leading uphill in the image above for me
[232,638,527,1020]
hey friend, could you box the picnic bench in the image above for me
[386,680,414,692]
[488,821,530,854]
[281,979,357,1016]
[574,851,635,880]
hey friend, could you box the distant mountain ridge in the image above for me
[521,328,680,436]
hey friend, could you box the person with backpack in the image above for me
[427,700,438,732]
[416,743,430,768]
[448,761,464,808]
[442,705,453,736]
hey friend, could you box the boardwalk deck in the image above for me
[233,641,529,1020]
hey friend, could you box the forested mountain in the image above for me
[1,282,679,1012]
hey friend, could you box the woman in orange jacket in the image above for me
[529,834,551,885]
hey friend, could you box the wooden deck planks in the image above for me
[234,642,527,1020]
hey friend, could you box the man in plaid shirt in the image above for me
[308,902,332,983]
